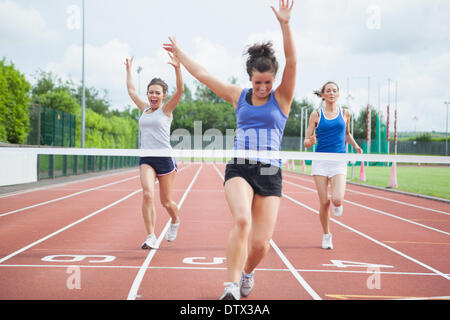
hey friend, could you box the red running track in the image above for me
[0,163,449,300]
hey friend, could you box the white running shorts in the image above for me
[311,160,348,178]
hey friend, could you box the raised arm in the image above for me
[304,111,318,149]
[273,0,297,115]
[162,52,184,116]
[125,56,148,112]
[163,37,242,108]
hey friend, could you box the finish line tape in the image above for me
[1,147,449,164]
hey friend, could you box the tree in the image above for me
[0,58,31,143]
[33,90,80,114]
[284,98,315,136]
[74,86,111,115]
[31,71,80,114]
[352,105,379,140]
[194,81,225,104]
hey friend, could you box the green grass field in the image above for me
[285,161,450,200]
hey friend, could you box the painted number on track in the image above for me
[182,257,226,265]
[322,260,394,269]
[41,255,116,263]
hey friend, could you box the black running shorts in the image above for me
[224,158,282,197]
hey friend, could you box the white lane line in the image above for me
[0,175,140,217]
[345,199,450,236]
[283,172,450,215]
[126,164,203,300]
[270,240,322,300]
[346,189,450,215]
[282,193,450,281]
[0,189,142,264]
[2,264,448,277]
[212,163,322,300]
[283,179,450,236]
[0,169,138,199]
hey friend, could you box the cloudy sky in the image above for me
[1,0,449,132]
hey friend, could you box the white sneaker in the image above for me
[166,219,180,242]
[322,233,333,250]
[220,282,240,300]
[240,271,255,297]
[333,205,343,217]
[141,233,158,250]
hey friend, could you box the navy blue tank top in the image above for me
[234,88,288,167]
[315,107,346,153]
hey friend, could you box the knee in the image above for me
[161,200,174,210]
[142,190,155,203]
[235,216,251,233]
[320,198,330,208]
[251,239,270,255]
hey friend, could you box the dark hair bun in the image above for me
[245,42,278,77]
[247,42,275,59]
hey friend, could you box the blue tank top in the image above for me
[234,88,288,167]
[315,107,346,153]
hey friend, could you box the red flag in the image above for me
[386,105,390,142]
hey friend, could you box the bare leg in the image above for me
[313,175,331,234]
[244,194,280,274]
[330,174,346,207]
[140,165,157,235]
[157,171,179,224]
[224,177,254,283]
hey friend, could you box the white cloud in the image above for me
[6,0,447,132]
[348,0,450,55]
[394,52,450,131]
[191,37,246,86]
[45,38,201,110]
[0,0,59,44]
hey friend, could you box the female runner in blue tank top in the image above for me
[125,53,184,250]
[304,82,362,250]
[164,0,296,300]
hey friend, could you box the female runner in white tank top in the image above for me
[125,54,184,249]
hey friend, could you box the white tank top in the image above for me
[139,106,172,150]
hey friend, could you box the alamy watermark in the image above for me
[366,266,381,290]
[66,266,81,290]
[168,121,282,175]
[366,5,381,30]
[66,5,81,30]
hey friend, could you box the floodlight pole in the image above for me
[81,0,86,148]
[137,66,143,149]
[445,101,449,156]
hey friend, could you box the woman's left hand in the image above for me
[355,146,363,154]
[271,0,294,24]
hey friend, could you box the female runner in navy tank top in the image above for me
[304,82,362,250]
[164,0,296,300]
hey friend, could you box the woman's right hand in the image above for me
[125,56,134,72]
[305,134,316,148]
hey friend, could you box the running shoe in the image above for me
[322,233,333,249]
[220,282,240,300]
[141,233,158,249]
[240,271,255,297]
[333,204,343,217]
[166,219,180,242]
